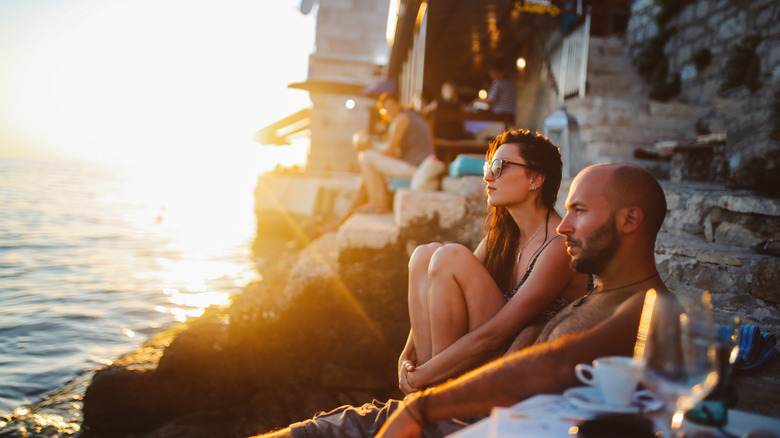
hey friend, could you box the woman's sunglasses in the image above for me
[483,158,538,179]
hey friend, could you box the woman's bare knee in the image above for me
[409,242,443,271]
[428,243,473,277]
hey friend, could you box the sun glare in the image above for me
[0,0,315,167]
[0,1,316,324]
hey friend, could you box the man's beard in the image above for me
[570,217,620,275]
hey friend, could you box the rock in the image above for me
[750,259,780,305]
[83,311,245,436]
[83,365,172,435]
[337,213,399,252]
[82,232,407,437]
[696,251,744,267]
[394,188,466,229]
[714,222,762,247]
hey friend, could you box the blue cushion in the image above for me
[449,155,485,177]
[389,178,411,191]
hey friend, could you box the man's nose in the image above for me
[557,214,572,235]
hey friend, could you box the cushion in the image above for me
[449,154,485,177]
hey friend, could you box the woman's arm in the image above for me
[398,330,417,394]
[407,237,576,389]
[473,238,488,263]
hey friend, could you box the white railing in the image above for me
[549,12,591,103]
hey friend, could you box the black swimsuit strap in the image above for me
[505,235,563,300]
[520,235,562,283]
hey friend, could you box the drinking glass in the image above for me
[636,290,720,437]
[685,316,741,427]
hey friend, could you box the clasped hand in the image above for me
[399,360,419,394]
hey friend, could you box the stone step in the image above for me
[662,182,780,247]
[335,188,472,260]
[586,75,649,97]
[588,154,671,180]
[336,212,399,253]
[588,35,629,52]
[576,110,693,134]
[587,53,637,75]
[586,143,650,162]
[631,158,671,181]
[655,232,780,325]
[580,124,680,146]
[649,100,702,119]
[442,175,484,197]
[393,188,467,229]
[567,95,650,114]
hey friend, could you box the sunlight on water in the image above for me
[0,139,310,416]
[116,139,309,323]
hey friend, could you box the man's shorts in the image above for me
[289,399,468,438]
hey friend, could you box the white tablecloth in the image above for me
[450,393,780,438]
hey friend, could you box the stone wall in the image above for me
[626,0,780,181]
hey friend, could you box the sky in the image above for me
[0,0,316,170]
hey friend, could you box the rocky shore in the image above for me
[75,227,414,438]
[0,228,413,438]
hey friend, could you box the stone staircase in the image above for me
[565,35,703,178]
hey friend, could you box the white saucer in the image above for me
[563,387,663,414]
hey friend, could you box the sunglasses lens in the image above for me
[492,160,501,178]
[484,160,505,178]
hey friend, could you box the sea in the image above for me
[0,153,292,418]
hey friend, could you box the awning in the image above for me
[288,76,367,95]
[362,78,397,97]
[253,108,311,146]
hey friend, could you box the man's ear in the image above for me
[616,206,643,234]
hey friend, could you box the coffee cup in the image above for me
[574,356,642,407]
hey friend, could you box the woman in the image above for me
[398,129,590,394]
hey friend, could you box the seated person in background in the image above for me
[472,62,517,121]
[253,163,673,438]
[351,93,434,214]
[423,81,467,141]
[398,129,590,394]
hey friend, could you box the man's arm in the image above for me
[377,290,653,438]
[384,112,410,158]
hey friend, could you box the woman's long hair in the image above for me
[482,129,563,294]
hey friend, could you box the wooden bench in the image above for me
[656,133,727,183]
[425,107,514,165]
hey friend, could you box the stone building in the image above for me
[255,0,392,173]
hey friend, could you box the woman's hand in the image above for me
[398,333,419,394]
[399,360,418,394]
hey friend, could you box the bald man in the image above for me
[254,163,673,438]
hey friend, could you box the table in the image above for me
[449,393,780,438]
